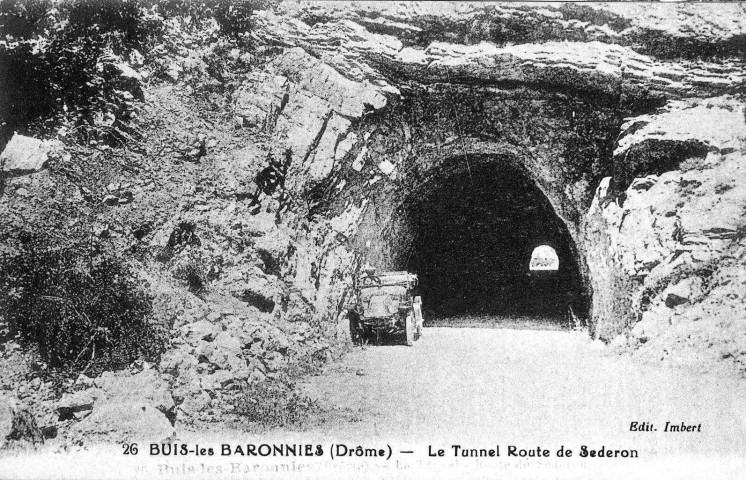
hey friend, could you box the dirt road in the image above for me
[293,322,746,477]
[6,321,746,480]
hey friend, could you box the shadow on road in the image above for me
[424,314,570,331]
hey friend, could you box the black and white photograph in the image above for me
[0,1,745,479]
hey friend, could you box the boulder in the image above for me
[283,289,314,323]
[261,351,287,373]
[222,268,284,314]
[180,319,220,344]
[56,389,98,420]
[197,333,245,371]
[630,308,669,343]
[73,402,173,443]
[0,397,15,442]
[1,396,44,447]
[378,160,396,176]
[7,410,44,445]
[14,187,30,197]
[212,332,242,355]
[254,228,291,273]
[234,72,289,130]
[66,368,176,442]
[1,134,54,176]
[95,369,175,415]
[159,346,198,377]
[217,144,268,199]
[226,314,268,348]
[664,277,705,308]
[177,390,212,419]
[242,211,277,237]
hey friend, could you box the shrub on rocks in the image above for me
[0,234,167,376]
[234,379,318,428]
[171,257,211,296]
[152,0,274,39]
[0,0,277,148]
[0,0,149,147]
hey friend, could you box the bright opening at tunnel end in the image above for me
[529,245,559,271]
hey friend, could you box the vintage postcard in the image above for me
[1,1,745,479]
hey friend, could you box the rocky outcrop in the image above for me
[234,72,289,130]
[255,3,745,98]
[242,2,746,374]
[2,0,745,445]
[584,96,746,372]
[139,196,341,424]
[236,46,391,200]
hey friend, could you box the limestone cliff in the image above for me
[237,1,746,372]
[1,1,745,443]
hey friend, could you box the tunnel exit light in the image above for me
[529,245,559,271]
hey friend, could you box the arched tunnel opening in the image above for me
[393,158,589,325]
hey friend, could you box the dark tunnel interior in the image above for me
[402,159,588,324]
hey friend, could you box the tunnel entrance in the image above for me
[400,158,587,325]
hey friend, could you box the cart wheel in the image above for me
[404,313,414,346]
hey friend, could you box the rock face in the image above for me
[584,95,746,370]
[237,2,745,374]
[0,134,54,176]
[2,0,745,443]
[234,72,289,129]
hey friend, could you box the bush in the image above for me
[0,236,167,375]
[171,257,210,295]
[0,0,276,147]
[234,379,319,428]
[0,0,149,147]
[0,0,52,40]
[151,0,273,38]
[0,41,50,146]
[213,0,255,38]
[60,0,148,53]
